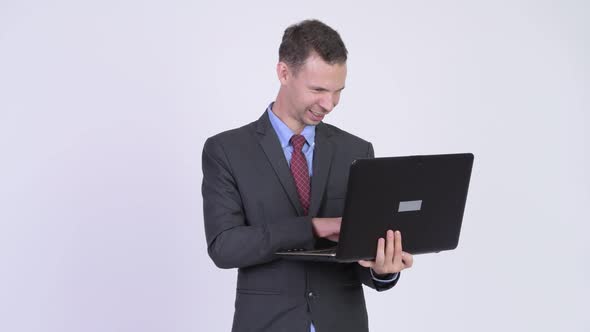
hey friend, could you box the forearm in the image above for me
[206,215,315,269]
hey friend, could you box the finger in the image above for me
[328,233,339,242]
[358,260,374,268]
[385,230,394,263]
[375,237,385,267]
[392,231,403,268]
[402,251,414,268]
[331,218,341,235]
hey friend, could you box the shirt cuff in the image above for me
[370,269,399,283]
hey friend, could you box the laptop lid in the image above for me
[335,153,474,262]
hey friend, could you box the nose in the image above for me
[318,93,337,113]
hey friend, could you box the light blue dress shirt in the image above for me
[267,105,316,174]
[267,104,397,332]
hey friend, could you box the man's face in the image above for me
[279,53,347,131]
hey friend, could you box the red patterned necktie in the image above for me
[290,135,310,215]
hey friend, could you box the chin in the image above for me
[305,119,321,126]
[304,114,322,125]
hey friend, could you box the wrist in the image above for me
[370,269,399,282]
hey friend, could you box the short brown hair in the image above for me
[279,19,348,73]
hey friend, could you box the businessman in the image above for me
[202,19,414,332]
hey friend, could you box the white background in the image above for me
[1,1,588,331]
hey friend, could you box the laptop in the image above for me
[275,153,474,262]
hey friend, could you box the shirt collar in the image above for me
[267,103,316,148]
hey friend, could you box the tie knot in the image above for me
[290,135,306,152]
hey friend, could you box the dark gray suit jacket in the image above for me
[202,111,398,332]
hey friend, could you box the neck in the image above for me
[272,93,305,135]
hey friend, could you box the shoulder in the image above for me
[203,121,258,151]
[320,122,372,147]
[319,122,374,158]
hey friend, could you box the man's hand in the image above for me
[311,217,341,242]
[358,230,414,275]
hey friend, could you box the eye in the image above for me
[310,87,327,93]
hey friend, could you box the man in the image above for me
[202,19,413,332]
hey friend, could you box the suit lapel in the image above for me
[255,112,305,216]
[309,123,334,217]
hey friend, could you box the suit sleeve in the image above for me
[354,141,400,291]
[201,137,316,269]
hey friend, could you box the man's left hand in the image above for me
[358,230,414,275]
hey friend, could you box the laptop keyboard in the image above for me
[281,246,338,256]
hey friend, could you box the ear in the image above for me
[276,61,290,85]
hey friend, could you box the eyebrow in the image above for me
[310,85,346,92]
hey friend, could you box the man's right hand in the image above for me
[311,217,341,242]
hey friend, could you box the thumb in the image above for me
[358,260,374,268]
